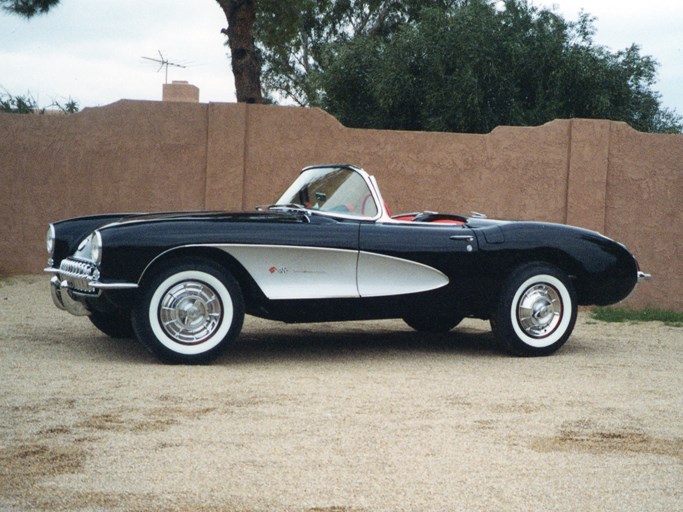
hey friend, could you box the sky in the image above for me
[1,0,682,114]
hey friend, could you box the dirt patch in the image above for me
[0,443,86,483]
[532,429,683,460]
[1,276,682,511]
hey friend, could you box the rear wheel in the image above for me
[493,263,577,356]
[132,259,244,364]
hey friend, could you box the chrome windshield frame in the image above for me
[275,164,387,222]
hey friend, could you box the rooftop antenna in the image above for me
[142,50,187,84]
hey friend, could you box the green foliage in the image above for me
[256,0,456,106]
[0,91,39,113]
[0,0,60,16]
[54,97,79,113]
[591,307,683,327]
[0,91,79,114]
[257,0,682,134]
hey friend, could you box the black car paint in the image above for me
[51,213,140,264]
[48,208,638,324]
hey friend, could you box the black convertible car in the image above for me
[45,164,649,363]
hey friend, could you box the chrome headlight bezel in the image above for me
[91,230,103,265]
[46,224,56,255]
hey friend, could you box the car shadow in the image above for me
[68,322,503,365]
[49,319,594,365]
[218,324,503,365]
[73,333,154,364]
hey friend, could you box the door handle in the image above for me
[449,235,474,242]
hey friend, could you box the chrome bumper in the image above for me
[49,275,90,316]
[45,265,138,317]
[637,271,652,282]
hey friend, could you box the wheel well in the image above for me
[138,247,266,308]
[531,250,590,304]
[530,250,582,279]
[481,250,586,314]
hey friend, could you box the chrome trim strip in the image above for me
[48,262,137,291]
[89,281,139,290]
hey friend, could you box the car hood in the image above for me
[99,210,308,229]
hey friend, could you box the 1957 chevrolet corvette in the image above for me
[45,164,649,363]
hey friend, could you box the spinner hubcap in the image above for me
[158,280,222,344]
[516,283,563,338]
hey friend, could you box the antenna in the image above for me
[142,50,187,84]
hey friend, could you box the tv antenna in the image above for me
[142,50,187,83]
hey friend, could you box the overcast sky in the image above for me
[1,0,681,115]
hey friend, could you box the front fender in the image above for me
[49,214,141,265]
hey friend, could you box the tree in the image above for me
[255,0,457,106]
[1,0,59,16]
[1,0,264,103]
[216,0,263,103]
[256,0,681,133]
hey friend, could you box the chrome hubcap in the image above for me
[158,281,222,344]
[517,283,563,338]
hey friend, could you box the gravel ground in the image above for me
[1,276,682,512]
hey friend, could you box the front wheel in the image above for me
[132,259,244,364]
[493,263,577,356]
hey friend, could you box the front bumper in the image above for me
[45,260,138,316]
[49,275,90,316]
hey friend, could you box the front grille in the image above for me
[59,259,98,294]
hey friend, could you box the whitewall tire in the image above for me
[493,263,577,356]
[132,259,244,364]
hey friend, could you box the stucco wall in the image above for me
[1,100,681,309]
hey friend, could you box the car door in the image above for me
[357,222,477,298]
[217,214,362,300]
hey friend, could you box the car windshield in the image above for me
[275,166,379,218]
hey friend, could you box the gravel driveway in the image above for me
[1,276,681,511]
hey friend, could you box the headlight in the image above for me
[91,231,103,265]
[46,224,56,255]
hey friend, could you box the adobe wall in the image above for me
[1,101,680,310]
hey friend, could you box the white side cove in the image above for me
[215,244,449,300]
[357,251,449,297]
[220,245,359,300]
